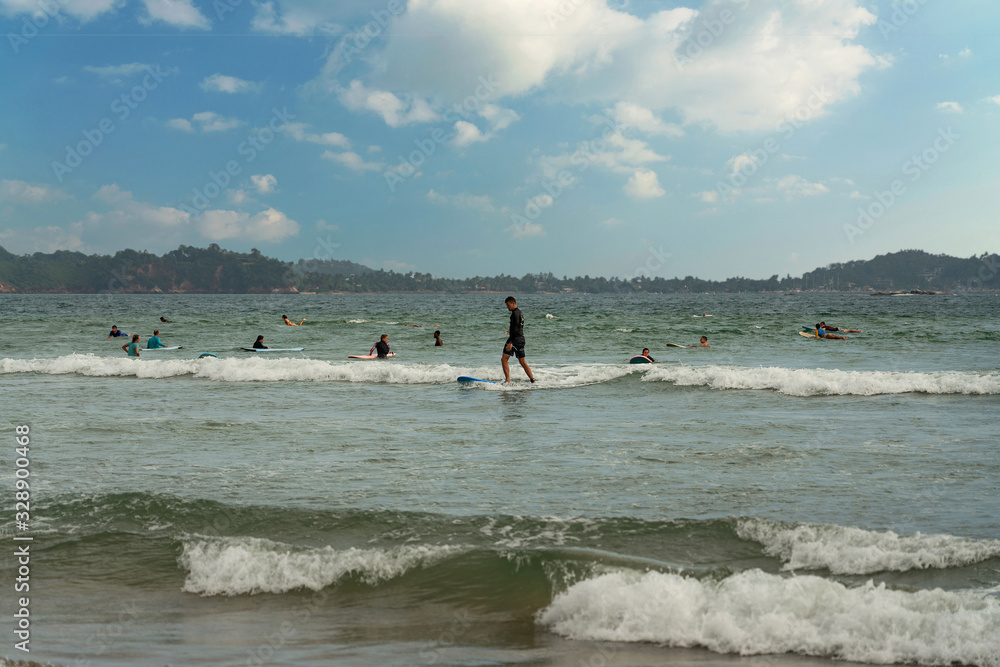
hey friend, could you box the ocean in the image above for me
[1,292,998,667]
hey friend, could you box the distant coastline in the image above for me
[0,245,996,295]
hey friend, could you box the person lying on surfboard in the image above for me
[108,325,127,338]
[819,321,860,333]
[689,336,710,348]
[282,314,306,326]
[371,334,391,358]
[815,324,847,340]
[253,335,270,349]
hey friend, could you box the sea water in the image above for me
[0,292,998,667]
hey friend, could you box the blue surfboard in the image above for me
[457,376,498,385]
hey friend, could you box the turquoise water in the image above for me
[1,293,999,666]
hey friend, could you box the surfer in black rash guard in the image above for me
[253,335,269,349]
[502,296,535,384]
[372,334,391,358]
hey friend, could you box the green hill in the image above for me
[0,245,995,294]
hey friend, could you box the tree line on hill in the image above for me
[0,245,995,294]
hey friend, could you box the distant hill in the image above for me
[0,245,995,294]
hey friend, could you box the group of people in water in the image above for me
[811,321,861,340]
[109,325,170,357]
[107,298,854,385]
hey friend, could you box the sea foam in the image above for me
[538,569,1000,665]
[179,536,462,596]
[643,364,1000,396]
[737,518,1000,575]
[0,354,637,388]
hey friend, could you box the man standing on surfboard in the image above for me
[502,296,535,384]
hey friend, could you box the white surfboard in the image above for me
[241,347,305,352]
[143,346,182,351]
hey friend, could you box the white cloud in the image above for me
[936,101,963,113]
[773,175,829,198]
[623,169,665,199]
[83,62,150,83]
[167,118,194,132]
[0,179,60,203]
[453,121,486,147]
[285,123,352,149]
[168,113,241,133]
[200,74,261,94]
[959,47,972,57]
[140,0,210,29]
[0,224,86,253]
[694,191,719,204]
[507,222,545,239]
[0,0,119,22]
[606,101,683,138]
[94,184,131,203]
[321,150,384,172]
[425,189,496,212]
[198,208,299,242]
[339,80,438,127]
[192,111,242,132]
[988,95,1000,106]
[251,174,277,193]
[322,0,880,133]
[601,217,625,227]
[251,0,344,36]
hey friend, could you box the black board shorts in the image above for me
[503,337,526,359]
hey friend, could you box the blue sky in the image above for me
[1,0,997,280]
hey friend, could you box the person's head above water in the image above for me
[131,334,139,342]
[642,348,650,355]
[256,335,264,342]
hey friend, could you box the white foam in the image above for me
[737,518,1000,575]
[474,364,637,391]
[0,354,638,388]
[346,319,368,323]
[643,364,1000,396]
[545,313,557,319]
[538,569,1000,665]
[179,536,462,596]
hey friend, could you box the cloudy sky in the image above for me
[0,0,997,279]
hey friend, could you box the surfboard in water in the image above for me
[457,376,498,385]
[665,343,687,348]
[628,355,654,364]
[143,346,182,351]
[347,353,396,359]
[240,347,305,352]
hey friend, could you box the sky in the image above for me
[0,0,998,281]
